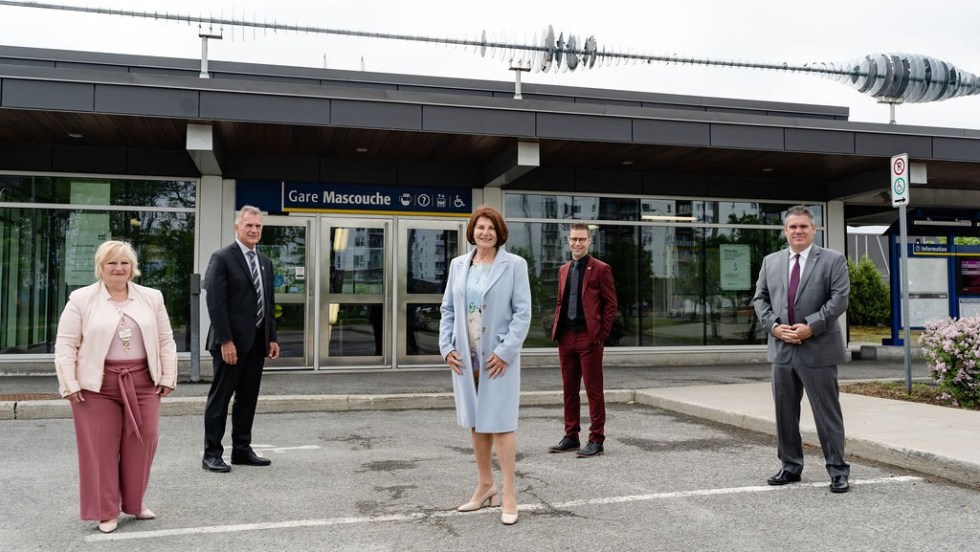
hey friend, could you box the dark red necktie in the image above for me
[787,253,800,325]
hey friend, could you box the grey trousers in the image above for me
[771,360,850,477]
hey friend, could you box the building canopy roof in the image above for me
[2,45,980,224]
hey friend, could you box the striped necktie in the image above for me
[247,250,264,328]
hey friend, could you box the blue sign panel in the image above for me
[236,180,473,217]
[281,181,471,216]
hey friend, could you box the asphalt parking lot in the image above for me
[2,403,978,552]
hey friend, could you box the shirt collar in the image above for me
[236,239,255,256]
[791,245,813,262]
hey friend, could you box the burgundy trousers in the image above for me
[70,359,160,521]
[558,330,606,444]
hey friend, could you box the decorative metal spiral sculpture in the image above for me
[2,2,979,104]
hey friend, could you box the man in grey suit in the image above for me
[752,205,851,493]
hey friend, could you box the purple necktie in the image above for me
[787,254,800,325]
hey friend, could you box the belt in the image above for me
[104,359,149,443]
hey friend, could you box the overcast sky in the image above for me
[3,0,979,129]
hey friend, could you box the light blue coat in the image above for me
[439,247,531,433]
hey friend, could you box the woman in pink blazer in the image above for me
[55,240,177,534]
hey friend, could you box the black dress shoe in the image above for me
[231,451,272,466]
[576,441,604,458]
[202,455,231,473]
[548,436,581,453]
[830,475,850,493]
[766,469,802,486]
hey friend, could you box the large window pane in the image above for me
[0,175,196,208]
[505,192,813,349]
[0,207,195,354]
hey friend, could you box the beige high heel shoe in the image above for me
[501,509,519,525]
[97,518,118,533]
[135,508,156,520]
[501,494,518,525]
[457,484,500,512]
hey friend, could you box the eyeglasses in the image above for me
[568,237,590,243]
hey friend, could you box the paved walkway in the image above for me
[2,360,978,489]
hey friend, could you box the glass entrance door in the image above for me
[317,216,465,369]
[257,215,314,368]
[396,219,466,367]
[319,219,389,368]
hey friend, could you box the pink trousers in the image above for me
[70,359,160,521]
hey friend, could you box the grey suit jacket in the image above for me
[752,245,849,366]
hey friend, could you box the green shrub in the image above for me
[847,256,890,326]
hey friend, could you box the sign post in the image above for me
[891,153,913,393]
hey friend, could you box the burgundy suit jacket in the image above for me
[551,256,618,344]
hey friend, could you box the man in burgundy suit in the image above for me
[549,223,618,458]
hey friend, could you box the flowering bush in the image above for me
[918,316,980,407]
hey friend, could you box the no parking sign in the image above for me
[891,153,909,207]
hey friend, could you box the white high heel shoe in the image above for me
[457,484,500,512]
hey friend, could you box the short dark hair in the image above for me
[466,205,508,247]
[569,222,590,233]
[783,205,815,226]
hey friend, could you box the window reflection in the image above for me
[0,206,195,354]
[405,303,442,355]
[506,193,813,348]
[406,229,456,293]
[329,227,384,294]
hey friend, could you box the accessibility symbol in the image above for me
[893,177,906,195]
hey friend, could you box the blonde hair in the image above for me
[94,240,141,280]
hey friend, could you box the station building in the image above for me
[2,45,979,372]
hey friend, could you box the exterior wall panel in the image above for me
[785,128,854,154]
[423,105,535,136]
[711,124,784,150]
[201,92,331,125]
[854,133,932,158]
[537,113,631,142]
[2,80,93,111]
[331,99,421,130]
[634,119,710,146]
[96,85,199,118]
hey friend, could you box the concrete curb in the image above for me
[2,389,638,421]
[0,401,14,421]
[634,388,980,490]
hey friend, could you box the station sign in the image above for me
[236,180,472,217]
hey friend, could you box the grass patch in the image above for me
[849,325,923,344]
[841,380,979,411]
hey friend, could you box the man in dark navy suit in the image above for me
[202,205,280,472]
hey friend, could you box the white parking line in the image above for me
[86,476,922,542]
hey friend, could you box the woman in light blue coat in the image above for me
[440,205,531,525]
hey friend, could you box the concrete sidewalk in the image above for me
[636,383,980,489]
[3,360,977,490]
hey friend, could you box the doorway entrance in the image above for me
[318,216,466,369]
[259,215,465,370]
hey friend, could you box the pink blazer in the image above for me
[55,281,178,396]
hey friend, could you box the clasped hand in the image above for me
[773,323,813,345]
[445,350,508,378]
